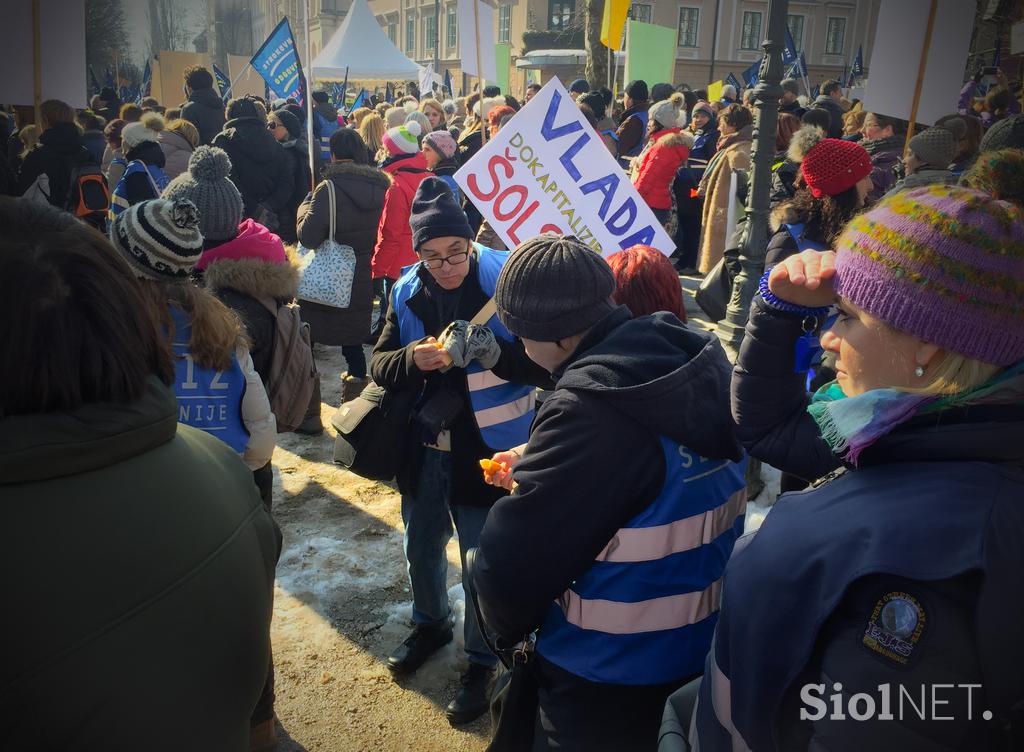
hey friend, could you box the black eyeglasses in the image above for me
[420,251,470,270]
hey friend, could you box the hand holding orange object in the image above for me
[480,450,520,491]
[434,341,453,368]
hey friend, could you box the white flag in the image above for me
[419,63,435,97]
[457,0,497,81]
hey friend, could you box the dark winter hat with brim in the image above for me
[495,235,617,342]
[409,176,473,250]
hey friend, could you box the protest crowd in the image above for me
[3,11,1024,752]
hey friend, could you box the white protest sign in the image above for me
[458,0,497,81]
[3,0,87,108]
[453,77,675,258]
[861,0,974,126]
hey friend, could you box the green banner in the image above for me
[495,43,511,95]
[623,21,676,87]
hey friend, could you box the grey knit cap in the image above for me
[908,119,965,168]
[108,198,204,280]
[161,146,243,242]
[495,235,617,341]
[980,114,1024,153]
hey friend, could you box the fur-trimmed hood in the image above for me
[203,246,301,300]
[652,127,695,150]
[770,202,804,231]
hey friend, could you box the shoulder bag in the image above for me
[297,180,357,308]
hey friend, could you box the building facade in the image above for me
[247,0,881,99]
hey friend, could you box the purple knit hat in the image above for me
[834,185,1024,366]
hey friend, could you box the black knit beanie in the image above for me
[625,80,649,102]
[495,235,617,341]
[274,109,302,139]
[409,177,473,250]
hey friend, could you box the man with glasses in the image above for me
[370,177,552,724]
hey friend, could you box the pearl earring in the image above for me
[914,366,925,378]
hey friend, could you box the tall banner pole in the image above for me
[474,0,487,145]
[904,0,938,153]
[32,0,42,126]
[304,0,316,187]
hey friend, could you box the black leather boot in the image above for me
[386,624,453,675]
[445,662,495,725]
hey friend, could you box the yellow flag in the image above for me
[707,80,724,102]
[600,0,631,51]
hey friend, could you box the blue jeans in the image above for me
[401,448,496,668]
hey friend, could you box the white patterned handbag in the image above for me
[297,179,357,308]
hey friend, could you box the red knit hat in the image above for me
[800,138,873,198]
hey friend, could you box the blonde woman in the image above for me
[159,118,199,180]
[419,98,446,131]
[358,113,386,165]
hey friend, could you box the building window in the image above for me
[498,4,511,42]
[740,11,762,50]
[446,4,457,48]
[677,7,698,47]
[388,21,397,44]
[425,14,436,53]
[406,14,415,55]
[825,17,846,55]
[549,1,574,31]
[787,14,804,52]
[629,4,651,23]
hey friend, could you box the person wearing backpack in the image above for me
[17,99,99,212]
[163,146,317,437]
[109,113,170,220]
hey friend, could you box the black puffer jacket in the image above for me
[212,117,295,220]
[296,162,389,345]
[16,122,95,209]
[182,87,227,145]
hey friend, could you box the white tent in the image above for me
[311,0,421,81]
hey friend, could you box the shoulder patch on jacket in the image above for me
[862,591,928,668]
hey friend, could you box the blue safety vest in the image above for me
[170,306,249,454]
[315,111,340,162]
[391,244,536,452]
[537,440,747,686]
[108,159,169,221]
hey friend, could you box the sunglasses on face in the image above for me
[267,121,282,130]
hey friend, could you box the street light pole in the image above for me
[716,0,789,361]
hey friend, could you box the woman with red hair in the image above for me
[606,245,687,323]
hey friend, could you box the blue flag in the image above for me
[213,64,232,102]
[443,69,453,98]
[105,68,115,89]
[993,39,1001,69]
[742,58,761,88]
[783,27,798,66]
[799,51,808,79]
[810,84,820,101]
[140,61,152,101]
[385,83,394,103]
[848,45,863,87]
[251,17,304,102]
[348,88,368,115]
[725,72,741,92]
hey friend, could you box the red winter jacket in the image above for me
[632,128,694,211]
[372,152,431,280]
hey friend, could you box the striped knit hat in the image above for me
[382,120,422,155]
[834,185,1024,366]
[109,198,204,280]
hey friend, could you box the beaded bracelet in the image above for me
[757,270,831,318]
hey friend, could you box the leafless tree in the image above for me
[148,0,193,57]
[584,0,608,90]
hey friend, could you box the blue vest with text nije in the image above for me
[170,306,249,454]
[392,245,536,452]
[315,111,340,162]
[536,440,747,686]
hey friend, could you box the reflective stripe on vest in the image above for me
[170,306,250,454]
[108,160,167,220]
[392,245,536,451]
[535,437,747,686]
[316,112,340,161]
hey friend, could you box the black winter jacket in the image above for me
[472,309,741,642]
[212,117,295,220]
[370,260,553,506]
[16,122,95,209]
[725,298,1024,751]
[182,87,227,146]
[277,137,312,243]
